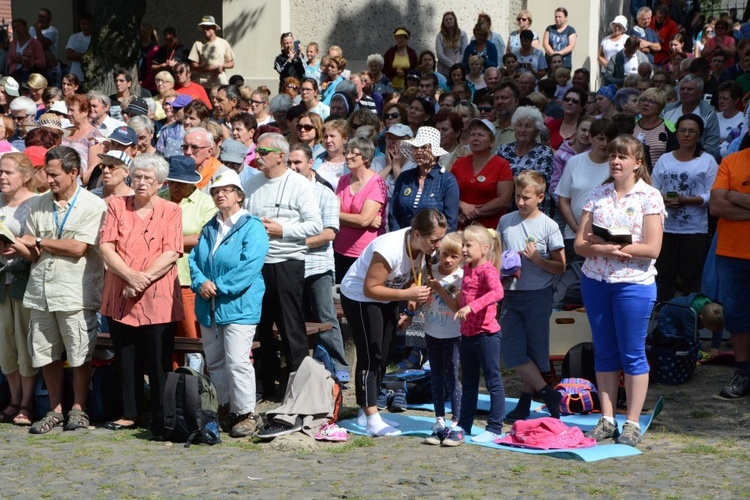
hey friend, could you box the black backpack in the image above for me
[157,367,221,447]
[562,342,626,409]
[382,369,434,403]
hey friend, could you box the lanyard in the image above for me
[52,187,81,239]
[406,230,423,286]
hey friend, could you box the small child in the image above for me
[554,67,572,102]
[499,171,567,422]
[421,233,464,446]
[453,225,506,444]
[655,293,725,356]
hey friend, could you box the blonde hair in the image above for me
[27,73,48,90]
[323,119,350,140]
[440,232,463,257]
[515,170,546,196]
[701,303,724,332]
[554,67,571,81]
[1,153,36,191]
[462,224,502,270]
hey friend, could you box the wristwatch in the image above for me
[35,237,42,249]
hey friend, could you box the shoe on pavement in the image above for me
[719,370,750,399]
[442,427,465,447]
[585,417,620,442]
[315,423,347,442]
[229,412,262,438]
[256,416,303,439]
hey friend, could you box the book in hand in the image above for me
[592,223,632,245]
[0,221,15,245]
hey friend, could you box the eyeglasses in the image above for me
[640,98,658,105]
[345,151,363,158]
[384,112,400,119]
[250,99,266,105]
[286,84,299,90]
[211,187,236,196]
[164,101,175,107]
[11,114,28,121]
[100,163,125,171]
[296,123,315,132]
[563,97,581,104]
[677,128,700,136]
[478,106,493,113]
[256,147,283,156]
[300,87,315,93]
[181,143,210,153]
[131,174,158,185]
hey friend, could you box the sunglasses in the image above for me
[286,84,299,90]
[384,112,400,119]
[478,106,493,113]
[563,97,581,104]
[296,123,315,132]
[517,17,529,21]
[256,147,283,156]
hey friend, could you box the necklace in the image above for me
[406,231,423,286]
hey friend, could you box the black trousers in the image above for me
[109,320,174,422]
[340,294,398,408]
[655,232,708,303]
[334,252,358,285]
[257,260,308,394]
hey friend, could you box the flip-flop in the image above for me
[13,406,33,426]
[0,404,20,423]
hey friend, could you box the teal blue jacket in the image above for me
[189,213,268,327]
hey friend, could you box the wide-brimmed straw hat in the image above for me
[399,126,449,160]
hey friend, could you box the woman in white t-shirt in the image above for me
[652,114,718,303]
[555,118,618,259]
[716,81,744,142]
[598,16,628,74]
[340,209,447,437]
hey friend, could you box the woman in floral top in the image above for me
[574,135,665,448]
[496,106,555,216]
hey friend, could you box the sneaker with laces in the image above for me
[719,370,750,399]
[585,418,619,442]
[376,388,392,410]
[315,423,348,442]
[616,422,642,447]
[229,412,262,438]
[442,427,465,447]
[390,389,407,412]
[423,422,446,445]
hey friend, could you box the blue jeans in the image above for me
[458,332,505,435]
[425,335,461,420]
[580,275,655,375]
[304,271,349,372]
[716,255,750,333]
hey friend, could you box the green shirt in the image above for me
[159,187,218,286]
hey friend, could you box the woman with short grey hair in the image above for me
[367,53,394,97]
[99,151,183,433]
[333,136,388,281]
[128,116,157,156]
[497,106,555,215]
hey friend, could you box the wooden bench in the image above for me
[97,322,333,354]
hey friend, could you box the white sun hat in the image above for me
[399,126,449,160]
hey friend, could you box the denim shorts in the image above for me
[716,255,750,333]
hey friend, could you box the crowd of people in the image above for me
[0,4,749,448]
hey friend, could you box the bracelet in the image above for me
[402,309,415,317]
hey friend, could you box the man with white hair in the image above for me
[182,127,228,192]
[629,7,661,64]
[243,133,322,401]
[88,91,126,137]
[663,73,721,159]
[8,96,38,151]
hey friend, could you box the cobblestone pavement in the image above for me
[1,362,748,499]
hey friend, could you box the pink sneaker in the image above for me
[315,423,348,442]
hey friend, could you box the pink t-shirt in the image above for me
[459,260,504,336]
[334,172,387,258]
[100,196,185,326]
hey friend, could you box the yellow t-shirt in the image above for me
[391,52,410,90]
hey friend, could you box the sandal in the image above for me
[13,406,33,426]
[29,411,64,434]
[64,409,90,431]
[0,403,20,423]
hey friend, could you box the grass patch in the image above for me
[682,444,721,455]
[689,410,715,419]
[582,486,621,497]
[227,440,262,451]
[323,435,375,454]
[509,464,529,474]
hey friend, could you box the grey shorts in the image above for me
[29,308,98,368]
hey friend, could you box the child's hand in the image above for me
[522,242,540,264]
[406,285,431,304]
[427,278,442,293]
[397,313,413,330]
[454,305,471,322]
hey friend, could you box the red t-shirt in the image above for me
[451,154,513,229]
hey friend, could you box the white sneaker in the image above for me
[470,430,503,443]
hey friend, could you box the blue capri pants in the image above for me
[580,275,656,375]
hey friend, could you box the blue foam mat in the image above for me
[338,396,664,462]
